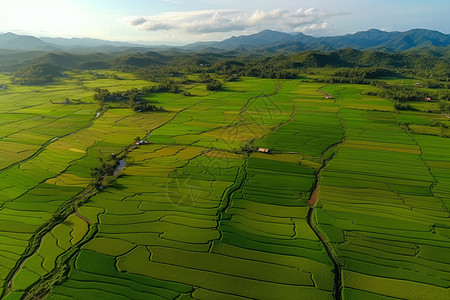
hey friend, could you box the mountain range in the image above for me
[187,29,450,52]
[0,29,449,54]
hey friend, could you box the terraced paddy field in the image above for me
[0,73,449,299]
[0,71,167,298]
[316,85,450,299]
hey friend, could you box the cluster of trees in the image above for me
[152,79,183,93]
[245,68,297,79]
[314,76,369,84]
[210,57,297,79]
[394,101,414,111]
[91,157,117,178]
[206,80,222,91]
[90,157,122,189]
[83,71,121,80]
[223,74,240,82]
[331,67,397,79]
[366,84,431,102]
[415,80,450,89]
[93,87,164,112]
[367,81,450,102]
[93,78,203,111]
[438,101,450,114]
[198,73,222,91]
[134,66,186,82]
[134,67,225,92]
[127,55,298,81]
[11,63,60,85]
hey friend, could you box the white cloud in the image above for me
[126,8,345,35]
[295,22,329,34]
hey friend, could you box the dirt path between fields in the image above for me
[308,184,319,207]
[239,84,281,115]
[317,88,334,99]
[74,209,93,226]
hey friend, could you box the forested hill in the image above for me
[2,47,449,80]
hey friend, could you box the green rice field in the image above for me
[0,71,448,299]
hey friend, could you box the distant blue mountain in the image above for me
[0,32,60,51]
[0,29,449,53]
[40,37,142,49]
[185,28,450,52]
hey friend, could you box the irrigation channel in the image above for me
[113,158,126,176]
[306,150,343,300]
[306,87,345,300]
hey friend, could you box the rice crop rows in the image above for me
[315,84,450,299]
[2,75,448,299]
[42,79,344,299]
[0,73,169,297]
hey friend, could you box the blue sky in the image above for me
[0,0,448,44]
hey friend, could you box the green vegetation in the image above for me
[313,83,450,299]
[11,63,61,85]
[0,50,449,300]
[367,81,450,102]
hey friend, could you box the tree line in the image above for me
[367,81,450,102]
